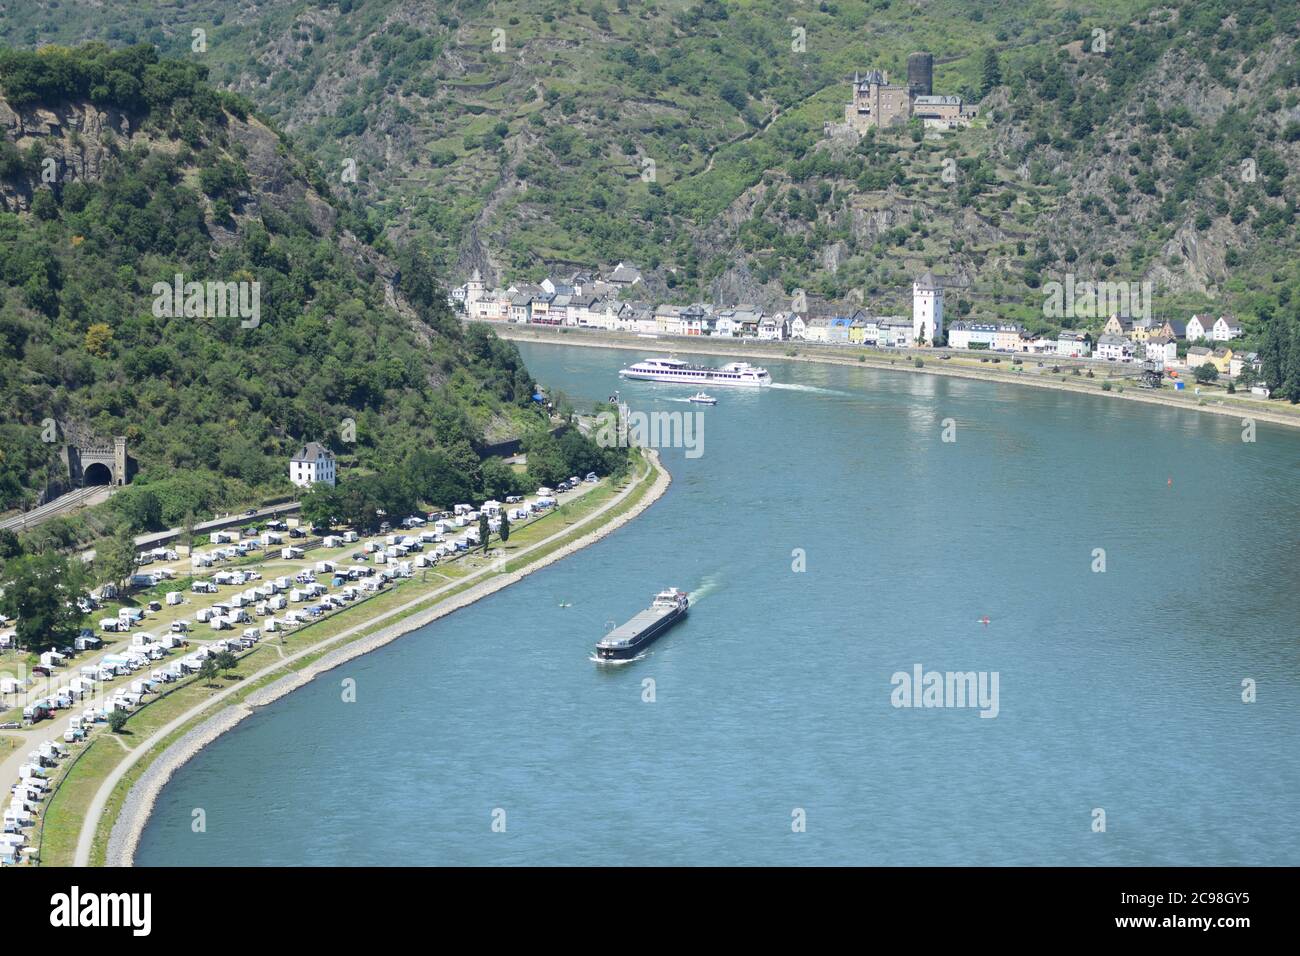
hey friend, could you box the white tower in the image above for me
[913,272,943,345]
[465,268,485,311]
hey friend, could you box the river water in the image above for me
[136,343,1300,865]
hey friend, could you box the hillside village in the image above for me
[453,266,1265,388]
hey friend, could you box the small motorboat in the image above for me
[687,392,717,405]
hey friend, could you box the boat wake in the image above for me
[767,382,854,397]
[689,573,722,605]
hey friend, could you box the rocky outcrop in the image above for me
[0,100,138,210]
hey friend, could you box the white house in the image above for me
[1211,315,1243,341]
[1055,331,1091,357]
[1145,335,1177,365]
[803,316,833,343]
[289,442,336,489]
[712,310,738,337]
[758,314,788,341]
[912,272,944,345]
[623,305,656,334]
[947,321,998,350]
[1185,314,1209,342]
[1095,333,1134,361]
[788,314,808,340]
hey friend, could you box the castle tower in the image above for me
[913,272,943,346]
[113,436,129,485]
[465,268,485,309]
[907,52,934,97]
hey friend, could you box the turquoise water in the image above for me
[136,344,1300,866]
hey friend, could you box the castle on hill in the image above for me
[843,52,977,132]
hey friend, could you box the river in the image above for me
[135,342,1300,865]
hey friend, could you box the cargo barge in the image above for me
[594,589,689,662]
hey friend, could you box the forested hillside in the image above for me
[0,42,542,527]
[5,0,1299,396]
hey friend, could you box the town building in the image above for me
[1055,331,1092,357]
[1229,352,1261,379]
[1145,335,1177,366]
[606,262,643,287]
[1095,333,1135,361]
[654,305,684,336]
[992,323,1025,352]
[804,316,834,343]
[758,314,788,341]
[1212,315,1243,341]
[878,316,915,349]
[947,321,997,350]
[1185,314,1210,342]
[1102,314,1127,337]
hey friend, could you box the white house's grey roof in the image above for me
[292,442,334,463]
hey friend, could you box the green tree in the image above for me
[96,525,141,598]
[523,429,568,487]
[30,189,58,220]
[1258,308,1287,391]
[299,483,341,530]
[499,509,510,543]
[198,657,220,687]
[0,528,21,560]
[981,49,1002,97]
[480,457,520,501]
[0,550,87,653]
[1284,326,1300,403]
[478,512,491,555]
[215,649,238,677]
[1193,363,1220,384]
[115,487,163,532]
[108,709,129,734]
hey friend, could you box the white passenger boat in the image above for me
[619,357,772,387]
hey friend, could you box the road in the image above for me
[80,501,303,564]
[70,467,653,865]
